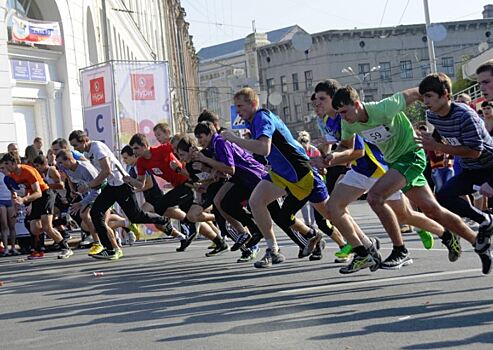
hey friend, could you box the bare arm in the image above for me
[401,88,421,106]
[88,157,111,188]
[48,167,64,190]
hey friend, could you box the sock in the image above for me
[212,236,224,246]
[441,230,452,242]
[393,245,407,253]
[353,245,368,257]
[360,236,372,249]
[265,239,279,252]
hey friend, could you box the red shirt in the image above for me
[136,143,187,188]
[9,164,49,194]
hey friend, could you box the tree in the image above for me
[452,56,476,94]
[406,101,427,126]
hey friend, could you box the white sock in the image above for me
[360,236,372,248]
[265,239,279,252]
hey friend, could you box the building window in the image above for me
[295,103,302,120]
[421,62,431,77]
[400,60,413,79]
[283,106,291,122]
[442,57,455,76]
[266,78,274,93]
[358,63,370,76]
[307,102,313,112]
[281,75,288,93]
[304,70,313,89]
[292,73,299,91]
[379,62,391,81]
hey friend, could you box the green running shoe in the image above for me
[418,229,434,250]
[335,243,353,259]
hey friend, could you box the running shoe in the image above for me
[128,232,137,246]
[231,232,251,252]
[298,247,305,259]
[254,249,286,268]
[246,232,263,248]
[380,248,413,270]
[476,216,493,253]
[417,229,434,250]
[58,249,74,259]
[309,239,326,261]
[237,248,254,263]
[303,229,323,257]
[88,243,104,256]
[208,242,217,250]
[176,233,196,252]
[128,223,143,240]
[91,248,117,260]
[400,224,414,233]
[335,243,353,259]
[441,231,461,262]
[28,251,45,260]
[339,254,377,274]
[115,248,124,260]
[205,241,229,257]
[475,242,493,275]
[368,237,382,272]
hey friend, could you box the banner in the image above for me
[11,15,63,46]
[80,63,116,150]
[112,61,171,146]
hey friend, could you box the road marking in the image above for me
[278,268,480,294]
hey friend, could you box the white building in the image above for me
[0,0,198,152]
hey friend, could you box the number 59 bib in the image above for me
[360,125,392,143]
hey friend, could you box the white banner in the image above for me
[11,15,63,46]
[112,62,171,146]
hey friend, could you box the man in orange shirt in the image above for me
[0,153,73,259]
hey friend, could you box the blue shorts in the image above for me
[264,171,328,204]
[0,199,12,208]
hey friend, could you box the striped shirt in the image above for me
[426,102,493,170]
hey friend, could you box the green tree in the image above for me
[405,101,427,126]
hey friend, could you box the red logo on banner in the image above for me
[90,77,105,106]
[131,74,155,100]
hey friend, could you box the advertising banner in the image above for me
[11,15,63,46]
[112,61,171,146]
[80,63,116,150]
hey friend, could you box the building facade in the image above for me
[197,25,306,128]
[0,0,198,152]
[257,10,493,135]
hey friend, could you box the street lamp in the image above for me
[342,65,380,101]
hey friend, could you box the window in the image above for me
[421,62,431,77]
[281,75,287,93]
[292,73,299,91]
[266,78,274,93]
[400,60,413,79]
[379,62,391,81]
[358,63,370,76]
[283,106,291,122]
[304,70,313,89]
[307,102,313,112]
[295,103,302,120]
[442,57,455,76]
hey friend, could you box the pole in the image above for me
[423,0,437,73]
[101,0,110,62]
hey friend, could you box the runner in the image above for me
[0,153,72,259]
[332,85,491,274]
[68,130,170,260]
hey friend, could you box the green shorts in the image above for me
[388,148,428,193]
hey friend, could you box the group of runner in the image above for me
[2,59,493,276]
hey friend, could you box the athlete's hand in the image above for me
[480,182,493,197]
[415,131,437,151]
[70,202,82,214]
[13,196,24,205]
[192,151,207,163]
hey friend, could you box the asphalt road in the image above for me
[1,201,492,350]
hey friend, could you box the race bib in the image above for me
[361,125,392,143]
[443,137,461,146]
[152,168,164,175]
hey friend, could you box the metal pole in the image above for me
[423,0,437,73]
[101,0,110,62]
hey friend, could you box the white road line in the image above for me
[278,268,480,294]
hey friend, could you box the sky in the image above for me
[182,0,493,51]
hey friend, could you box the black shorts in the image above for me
[196,181,224,209]
[28,190,56,220]
[153,183,194,216]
